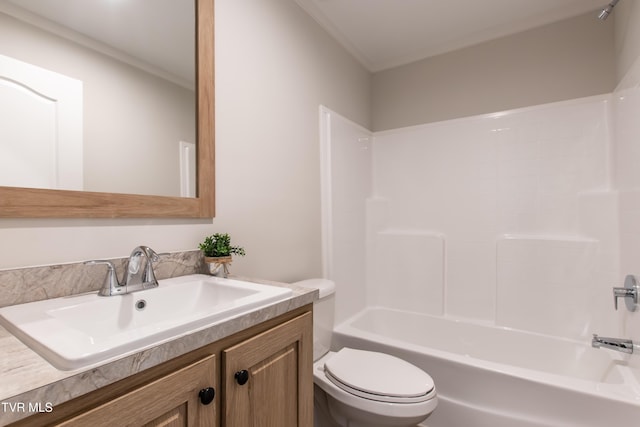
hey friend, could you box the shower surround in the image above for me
[324,92,621,340]
[320,56,640,424]
[369,94,618,338]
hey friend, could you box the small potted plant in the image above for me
[199,233,246,277]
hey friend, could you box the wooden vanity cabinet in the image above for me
[58,355,217,427]
[223,310,313,426]
[11,306,312,427]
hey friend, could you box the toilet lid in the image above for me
[324,348,435,403]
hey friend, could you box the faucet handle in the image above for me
[143,246,161,261]
[134,246,167,262]
[84,260,123,296]
[613,275,639,312]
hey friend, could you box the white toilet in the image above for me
[294,279,437,427]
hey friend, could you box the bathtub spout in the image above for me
[591,334,635,354]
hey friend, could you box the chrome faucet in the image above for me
[85,246,163,296]
[591,334,637,354]
[123,246,162,290]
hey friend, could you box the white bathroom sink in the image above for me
[0,274,292,370]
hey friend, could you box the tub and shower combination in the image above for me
[321,58,640,425]
[332,307,640,427]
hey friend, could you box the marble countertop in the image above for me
[0,278,317,426]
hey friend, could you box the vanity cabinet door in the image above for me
[223,312,313,427]
[57,355,217,427]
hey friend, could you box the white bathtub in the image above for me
[331,307,640,427]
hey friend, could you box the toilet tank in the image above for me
[293,278,335,361]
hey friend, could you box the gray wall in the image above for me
[371,12,616,131]
[0,0,371,283]
[2,1,639,287]
[614,0,640,82]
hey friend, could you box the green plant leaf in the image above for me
[199,233,245,257]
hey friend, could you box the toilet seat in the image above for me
[323,348,435,403]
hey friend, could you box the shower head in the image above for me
[597,0,620,20]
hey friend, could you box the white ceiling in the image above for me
[295,0,608,72]
[2,0,611,79]
[3,0,194,85]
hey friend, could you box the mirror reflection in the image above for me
[0,0,196,198]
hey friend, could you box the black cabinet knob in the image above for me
[235,370,249,385]
[199,387,215,405]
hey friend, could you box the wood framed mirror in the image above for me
[0,0,214,218]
